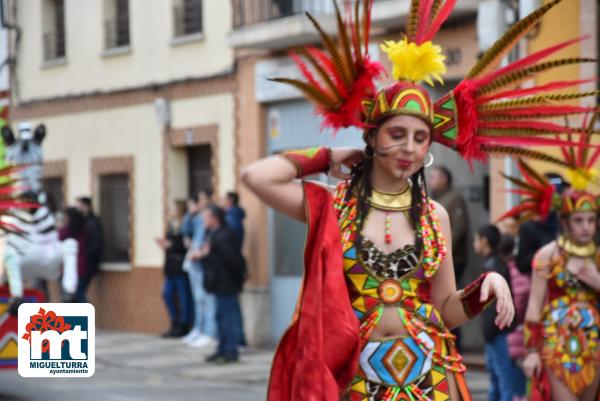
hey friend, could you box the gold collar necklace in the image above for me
[369,184,412,211]
[558,236,597,258]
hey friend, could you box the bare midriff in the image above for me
[369,306,409,339]
[360,210,414,340]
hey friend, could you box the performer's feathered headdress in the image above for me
[272,0,599,166]
[499,114,600,222]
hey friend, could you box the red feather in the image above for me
[589,145,600,167]
[476,36,588,88]
[364,0,373,52]
[477,79,595,104]
[289,53,334,102]
[307,47,348,97]
[556,132,572,163]
[415,0,435,43]
[422,0,457,43]
[481,105,596,117]
[498,203,536,222]
[479,120,573,133]
[479,135,581,148]
[319,58,384,131]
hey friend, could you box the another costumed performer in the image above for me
[500,116,600,401]
[241,0,599,400]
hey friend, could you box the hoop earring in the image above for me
[363,146,374,160]
[424,152,434,168]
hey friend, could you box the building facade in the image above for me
[6,0,238,335]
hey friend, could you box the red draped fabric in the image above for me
[267,182,361,401]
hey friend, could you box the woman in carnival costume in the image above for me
[242,0,598,400]
[500,116,600,401]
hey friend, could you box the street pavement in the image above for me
[0,331,491,401]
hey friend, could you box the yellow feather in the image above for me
[380,38,447,85]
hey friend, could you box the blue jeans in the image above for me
[485,334,527,401]
[216,294,242,357]
[187,263,217,337]
[162,273,193,326]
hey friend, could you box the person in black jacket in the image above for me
[515,173,568,275]
[156,200,193,338]
[76,196,104,302]
[474,225,525,401]
[198,204,246,363]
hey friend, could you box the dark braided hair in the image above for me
[346,120,431,259]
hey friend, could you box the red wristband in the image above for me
[459,272,494,319]
[524,320,544,350]
[280,147,331,178]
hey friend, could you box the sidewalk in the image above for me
[96,330,273,385]
[0,330,490,401]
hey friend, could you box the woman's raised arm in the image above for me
[241,147,364,224]
[241,154,308,223]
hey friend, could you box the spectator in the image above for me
[58,207,87,302]
[428,165,469,281]
[473,225,521,401]
[184,190,217,348]
[515,173,568,275]
[428,165,469,350]
[75,196,104,302]
[223,191,245,250]
[497,216,519,238]
[223,191,247,347]
[181,197,198,249]
[199,205,246,364]
[498,234,528,401]
[156,200,193,338]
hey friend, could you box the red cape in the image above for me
[267,182,361,401]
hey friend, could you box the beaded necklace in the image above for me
[334,182,447,278]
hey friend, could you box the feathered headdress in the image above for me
[270,0,385,131]
[499,114,600,222]
[273,0,598,164]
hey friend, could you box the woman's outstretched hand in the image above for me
[480,272,515,329]
[523,351,542,378]
[329,148,364,180]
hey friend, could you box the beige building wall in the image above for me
[13,104,165,268]
[15,0,233,102]
[170,93,236,197]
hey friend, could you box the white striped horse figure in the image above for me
[0,122,78,314]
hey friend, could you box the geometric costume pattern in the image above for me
[334,182,470,401]
[534,248,600,395]
[0,286,44,369]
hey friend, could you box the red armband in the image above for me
[459,272,494,319]
[524,320,544,350]
[280,147,332,178]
